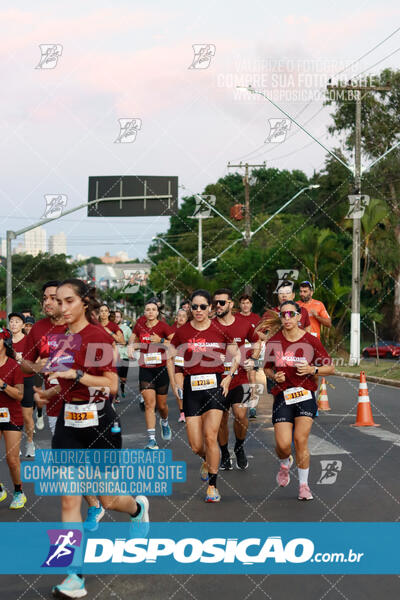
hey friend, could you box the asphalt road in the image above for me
[1,370,400,599]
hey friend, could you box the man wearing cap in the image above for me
[297,281,331,339]
[261,281,311,331]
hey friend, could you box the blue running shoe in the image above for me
[160,421,172,441]
[145,439,159,450]
[131,495,150,537]
[52,574,87,598]
[84,504,105,531]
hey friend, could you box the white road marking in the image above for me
[356,427,400,446]
[308,434,350,455]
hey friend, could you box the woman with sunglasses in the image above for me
[128,300,174,449]
[0,328,26,509]
[260,300,334,501]
[168,290,237,503]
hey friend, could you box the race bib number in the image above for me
[144,352,162,365]
[310,332,318,337]
[0,407,10,423]
[224,362,238,375]
[283,387,312,405]
[64,403,99,428]
[49,377,59,385]
[174,355,184,367]
[190,373,217,391]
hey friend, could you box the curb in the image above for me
[335,371,400,388]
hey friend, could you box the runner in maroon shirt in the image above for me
[98,304,124,345]
[170,308,189,421]
[168,289,237,503]
[263,300,334,501]
[213,289,259,472]
[129,301,174,449]
[34,278,149,599]
[9,312,38,458]
[0,328,26,510]
[21,281,67,437]
[238,293,260,329]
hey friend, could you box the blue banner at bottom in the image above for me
[0,522,398,574]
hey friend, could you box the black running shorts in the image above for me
[272,390,317,424]
[52,399,122,450]
[183,373,229,417]
[139,366,169,395]
[21,375,35,408]
[226,383,251,407]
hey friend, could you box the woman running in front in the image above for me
[129,300,174,449]
[261,300,334,500]
[34,279,149,599]
[168,289,237,503]
[0,328,26,509]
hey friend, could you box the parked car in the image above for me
[362,341,400,359]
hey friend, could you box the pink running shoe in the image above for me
[276,455,293,487]
[178,412,186,423]
[298,483,313,501]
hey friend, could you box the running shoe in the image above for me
[205,485,221,503]
[249,408,257,419]
[131,495,150,537]
[200,461,209,482]
[114,396,120,404]
[145,439,159,450]
[36,415,45,430]
[9,492,27,509]
[160,421,172,441]
[276,455,294,487]
[234,446,248,470]
[298,483,313,501]
[25,441,35,458]
[52,574,87,598]
[121,392,126,399]
[84,505,105,532]
[0,485,7,503]
[178,412,186,423]
[219,454,233,471]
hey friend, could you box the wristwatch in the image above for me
[160,338,165,343]
[252,358,261,371]
[0,382,7,391]
[75,370,84,385]
[314,366,319,375]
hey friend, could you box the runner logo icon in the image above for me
[42,529,82,567]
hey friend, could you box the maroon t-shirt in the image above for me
[133,320,173,368]
[23,317,68,416]
[264,330,331,395]
[100,320,122,342]
[239,312,260,329]
[57,324,116,404]
[13,336,32,380]
[171,320,231,376]
[214,316,256,389]
[0,357,24,426]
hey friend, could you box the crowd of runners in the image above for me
[0,277,333,598]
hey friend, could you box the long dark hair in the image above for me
[58,279,100,324]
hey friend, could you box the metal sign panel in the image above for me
[190,195,216,219]
[87,176,178,217]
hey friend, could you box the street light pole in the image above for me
[198,216,203,273]
[350,91,362,366]
[6,196,152,315]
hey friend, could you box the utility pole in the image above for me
[327,82,391,365]
[227,162,266,246]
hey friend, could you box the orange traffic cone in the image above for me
[317,378,331,411]
[351,372,380,427]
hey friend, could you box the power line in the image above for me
[353,46,400,78]
[333,26,400,78]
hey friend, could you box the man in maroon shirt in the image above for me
[21,280,67,435]
[213,289,258,471]
[239,294,260,329]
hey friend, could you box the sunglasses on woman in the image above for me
[279,310,299,319]
[191,304,209,311]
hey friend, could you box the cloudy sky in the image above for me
[1,1,399,259]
